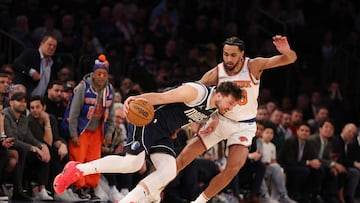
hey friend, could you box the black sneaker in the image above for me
[11,191,33,201]
[87,188,101,202]
[74,188,90,200]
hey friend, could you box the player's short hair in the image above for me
[223,37,245,51]
[216,81,243,101]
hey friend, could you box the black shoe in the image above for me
[11,191,33,201]
[74,188,90,200]
[87,188,101,201]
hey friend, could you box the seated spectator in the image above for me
[307,119,345,203]
[0,113,15,201]
[348,129,360,199]
[3,92,50,201]
[259,123,296,203]
[44,80,66,138]
[0,73,9,110]
[308,106,329,134]
[256,105,270,123]
[1,64,15,86]
[288,109,303,136]
[332,123,360,203]
[278,122,323,203]
[27,96,68,200]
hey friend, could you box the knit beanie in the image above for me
[93,54,109,73]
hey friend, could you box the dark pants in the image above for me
[0,148,9,183]
[10,146,27,193]
[24,150,50,186]
[231,159,266,197]
[49,145,69,192]
[284,165,323,201]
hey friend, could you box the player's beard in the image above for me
[215,101,225,115]
[224,57,241,72]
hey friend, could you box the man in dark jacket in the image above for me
[13,35,58,97]
[278,122,323,203]
[3,92,50,201]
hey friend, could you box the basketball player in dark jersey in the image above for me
[53,81,242,203]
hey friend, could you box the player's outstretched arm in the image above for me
[250,35,297,78]
[124,84,198,111]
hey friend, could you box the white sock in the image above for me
[119,185,147,203]
[76,152,145,175]
[193,192,209,203]
[120,188,129,195]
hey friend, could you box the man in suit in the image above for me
[308,119,346,203]
[332,123,360,203]
[278,122,323,203]
[13,35,58,97]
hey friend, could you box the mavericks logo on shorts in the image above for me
[131,141,141,150]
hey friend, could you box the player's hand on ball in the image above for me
[124,96,137,115]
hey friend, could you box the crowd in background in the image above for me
[0,0,360,202]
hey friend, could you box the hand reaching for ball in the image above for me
[124,97,154,126]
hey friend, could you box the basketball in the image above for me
[127,98,154,126]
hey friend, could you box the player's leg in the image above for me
[53,151,146,194]
[177,113,222,172]
[176,136,207,172]
[119,152,177,203]
[193,145,248,203]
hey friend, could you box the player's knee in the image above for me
[127,153,146,171]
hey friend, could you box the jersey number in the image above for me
[238,89,248,105]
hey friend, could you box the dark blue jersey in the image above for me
[125,82,216,156]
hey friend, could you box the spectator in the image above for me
[280,111,292,140]
[0,113,15,201]
[256,105,270,123]
[1,64,15,86]
[268,108,286,154]
[308,106,329,134]
[278,122,323,202]
[62,81,74,108]
[348,128,360,199]
[288,109,303,136]
[332,123,360,203]
[61,54,115,200]
[0,73,9,110]
[259,124,296,203]
[44,80,65,138]
[13,35,58,98]
[3,92,50,201]
[307,119,345,203]
[27,96,69,200]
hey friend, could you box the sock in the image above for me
[119,185,147,203]
[77,153,145,175]
[193,192,209,203]
[120,188,129,195]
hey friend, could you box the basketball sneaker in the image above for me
[53,161,83,194]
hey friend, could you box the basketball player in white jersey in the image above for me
[175,35,297,203]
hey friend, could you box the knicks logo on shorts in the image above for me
[239,136,248,142]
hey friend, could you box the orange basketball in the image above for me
[127,98,154,126]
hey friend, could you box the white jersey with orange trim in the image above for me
[217,57,259,121]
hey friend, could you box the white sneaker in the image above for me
[109,186,124,202]
[54,189,83,202]
[279,195,297,203]
[34,189,53,200]
[260,194,279,203]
